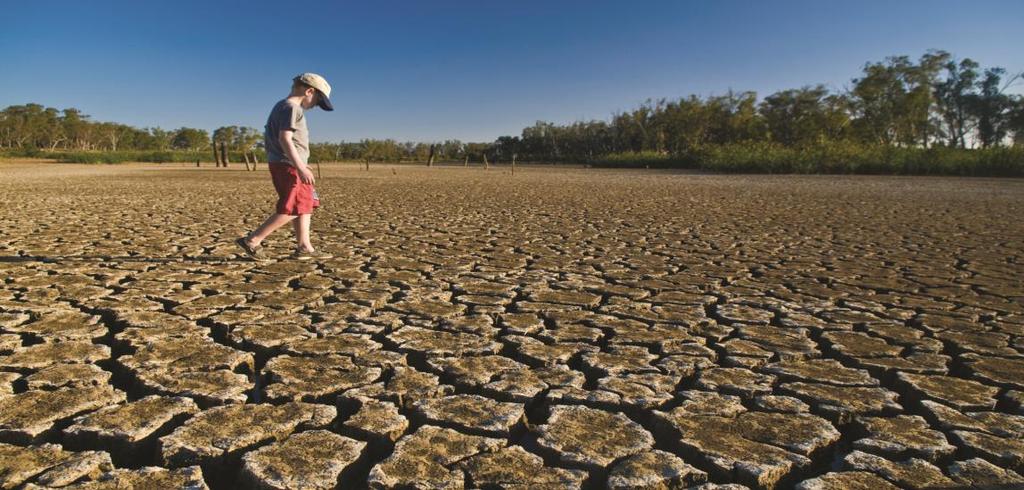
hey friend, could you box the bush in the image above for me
[592,151,695,169]
[0,147,44,158]
[593,143,1024,177]
[53,150,213,164]
[0,149,268,165]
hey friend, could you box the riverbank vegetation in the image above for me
[2,50,1022,175]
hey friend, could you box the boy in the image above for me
[236,73,334,260]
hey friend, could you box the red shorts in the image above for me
[269,163,319,215]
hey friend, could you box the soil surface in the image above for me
[1,162,1022,489]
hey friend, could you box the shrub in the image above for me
[0,149,269,165]
[592,144,1024,177]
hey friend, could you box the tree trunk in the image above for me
[512,154,516,175]
[483,153,489,170]
[242,152,251,171]
[212,140,220,167]
[220,142,229,167]
[464,155,468,167]
[427,144,435,167]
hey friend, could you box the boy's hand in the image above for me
[297,165,316,185]
[279,129,313,184]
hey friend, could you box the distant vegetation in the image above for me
[2,50,1022,175]
[493,51,1024,176]
[592,144,1024,177]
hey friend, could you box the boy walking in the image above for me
[236,73,334,260]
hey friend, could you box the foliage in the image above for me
[307,139,488,163]
[501,50,1022,169]
[212,126,262,152]
[593,143,1024,177]
[0,104,210,152]
[170,127,210,151]
[2,49,1022,175]
[0,147,264,164]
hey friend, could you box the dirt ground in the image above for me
[1,162,1023,489]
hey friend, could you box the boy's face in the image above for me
[299,87,318,110]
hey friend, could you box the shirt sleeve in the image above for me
[274,103,303,133]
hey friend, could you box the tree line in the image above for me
[492,51,1023,163]
[0,105,214,152]
[306,140,493,164]
[0,103,497,165]
[2,50,1022,173]
[0,105,492,164]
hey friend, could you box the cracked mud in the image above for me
[1,162,1023,489]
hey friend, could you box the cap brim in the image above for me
[316,91,334,111]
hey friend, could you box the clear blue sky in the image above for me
[2,0,1021,143]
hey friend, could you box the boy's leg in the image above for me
[293,213,313,251]
[248,213,296,246]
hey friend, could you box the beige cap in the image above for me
[294,73,333,111]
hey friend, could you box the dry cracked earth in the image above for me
[0,162,1023,490]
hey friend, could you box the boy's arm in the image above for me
[279,129,315,184]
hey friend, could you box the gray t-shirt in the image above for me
[264,99,309,165]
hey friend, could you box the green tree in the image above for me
[96,122,131,151]
[439,139,464,160]
[659,96,713,153]
[849,54,944,146]
[360,139,401,162]
[970,68,1018,147]
[212,126,236,150]
[37,107,64,150]
[907,50,950,147]
[706,91,766,145]
[1010,96,1024,146]
[171,127,210,151]
[494,136,520,161]
[141,127,173,150]
[231,127,262,152]
[934,58,980,148]
[761,86,850,146]
[61,108,91,150]
[2,104,47,148]
[463,142,492,162]
[521,121,559,160]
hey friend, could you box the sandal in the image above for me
[234,236,263,259]
[290,249,333,260]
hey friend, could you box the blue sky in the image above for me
[2,0,1021,142]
